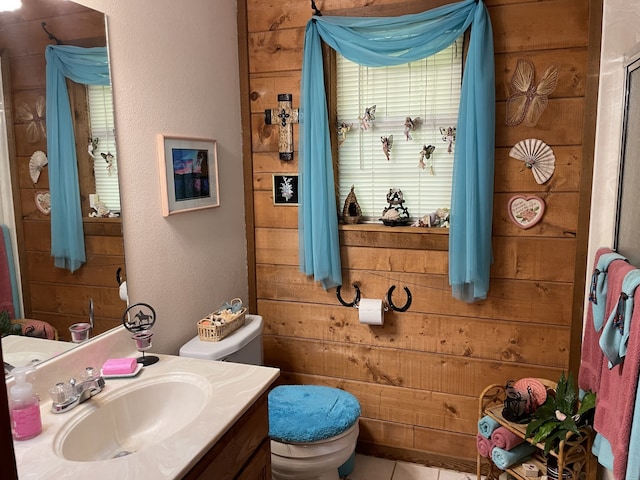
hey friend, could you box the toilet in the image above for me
[179,314,360,480]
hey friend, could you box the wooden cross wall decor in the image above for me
[264,93,299,161]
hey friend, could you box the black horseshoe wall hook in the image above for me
[387,285,412,312]
[336,283,361,307]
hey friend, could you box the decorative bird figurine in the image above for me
[419,144,436,173]
[337,122,352,146]
[381,135,393,161]
[360,105,376,130]
[403,116,421,141]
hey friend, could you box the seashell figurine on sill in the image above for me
[411,208,450,228]
[89,202,119,218]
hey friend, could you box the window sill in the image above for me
[83,216,121,223]
[339,223,448,250]
[83,216,123,236]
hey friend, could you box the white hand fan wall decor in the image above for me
[509,138,555,185]
[29,151,48,184]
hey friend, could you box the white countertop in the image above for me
[12,354,279,479]
[2,335,76,369]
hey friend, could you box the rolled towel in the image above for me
[491,444,536,470]
[492,426,524,450]
[478,415,500,439]
[476,432,494,458]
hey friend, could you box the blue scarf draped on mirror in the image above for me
[46,45,111,273]
[299,0,495,302]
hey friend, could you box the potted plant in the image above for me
[0,310,22,337]
[524,372,596,455]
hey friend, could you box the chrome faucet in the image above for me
[49,367,105,414]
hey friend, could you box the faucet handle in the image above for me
[82,367,98,379]
[49,382,73,404]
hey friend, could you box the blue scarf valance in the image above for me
[299,0,495,302]
[46,45,111,272]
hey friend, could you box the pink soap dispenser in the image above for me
[9,366,42,440]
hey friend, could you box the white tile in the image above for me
[347,454,396,480]
[438,469,476,480]
[391,461,440,480]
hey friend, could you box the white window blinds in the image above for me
[336,37,463,222]
[87,84,120,213]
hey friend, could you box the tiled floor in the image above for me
[346,454,475,480]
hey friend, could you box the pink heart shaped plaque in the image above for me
[507,195,545,229]
[35,191,51,216]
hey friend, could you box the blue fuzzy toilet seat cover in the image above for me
[268,385,361,443]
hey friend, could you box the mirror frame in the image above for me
[613,43,640,264]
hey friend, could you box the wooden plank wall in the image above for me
[1,0,126,341]
[240,0,601,470]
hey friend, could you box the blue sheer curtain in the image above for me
[299,0,495,301]
[46,45,111,272]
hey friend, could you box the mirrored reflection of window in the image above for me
[336,37,463,221]
[87,84,120,213]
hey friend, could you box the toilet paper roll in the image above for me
[359,298,385,325]
[119,281,129,304]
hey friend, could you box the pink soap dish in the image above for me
[101,363,143,379]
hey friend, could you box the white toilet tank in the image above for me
[179,314,264,365]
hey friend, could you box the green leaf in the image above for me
[0,310,21,337]
[531,421,560,445]
[526,417,554,438]
[554,372,578,415]
[577,391,596,415]
[543,429,568,455]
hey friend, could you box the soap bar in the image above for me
[102,357,137,375]
[522,463,539,477]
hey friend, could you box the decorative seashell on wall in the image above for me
[509,138,556,184]
[29,150,48,184]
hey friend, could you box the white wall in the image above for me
[587,1,640,274]
[588,1,640,479]
[74,0,248,354]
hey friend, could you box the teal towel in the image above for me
[599,268,640,367]
[491,443,536,469]
[592,433,614,471]
[268,385,360,443]
[478,415,500,439]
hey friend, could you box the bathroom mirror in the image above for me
[614,44,640,264]
[0,0,126,374]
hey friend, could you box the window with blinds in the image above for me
[336,37,463,222]
[87,84,120,213]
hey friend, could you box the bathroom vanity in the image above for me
[8,327,279,479]
[183,390,271,479]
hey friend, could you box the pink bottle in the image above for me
[9,366,42,440]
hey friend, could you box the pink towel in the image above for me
[476,432,494,458]
[592,259,640,480]
[20,319,57,340]
[491,426,524,450]
[578,248,627,393]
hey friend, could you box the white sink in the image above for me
[54,373,210,462]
